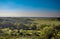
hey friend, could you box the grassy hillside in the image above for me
[0,17,60,39]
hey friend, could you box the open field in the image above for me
[0,17,60,39]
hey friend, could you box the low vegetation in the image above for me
[0,17,60,39]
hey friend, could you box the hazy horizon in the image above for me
[0,0,60,17]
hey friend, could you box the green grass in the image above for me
[0,17,60,39]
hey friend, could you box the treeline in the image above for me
[0,21,38,30]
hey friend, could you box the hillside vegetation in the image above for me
[0,17,60,39]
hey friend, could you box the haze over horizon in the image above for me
[0,0,60,17]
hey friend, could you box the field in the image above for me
[0,17,60,39]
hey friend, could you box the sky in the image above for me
[0,0,60,17]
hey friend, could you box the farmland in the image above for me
[0,17,60,39]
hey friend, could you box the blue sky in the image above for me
[0,0,60,17]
